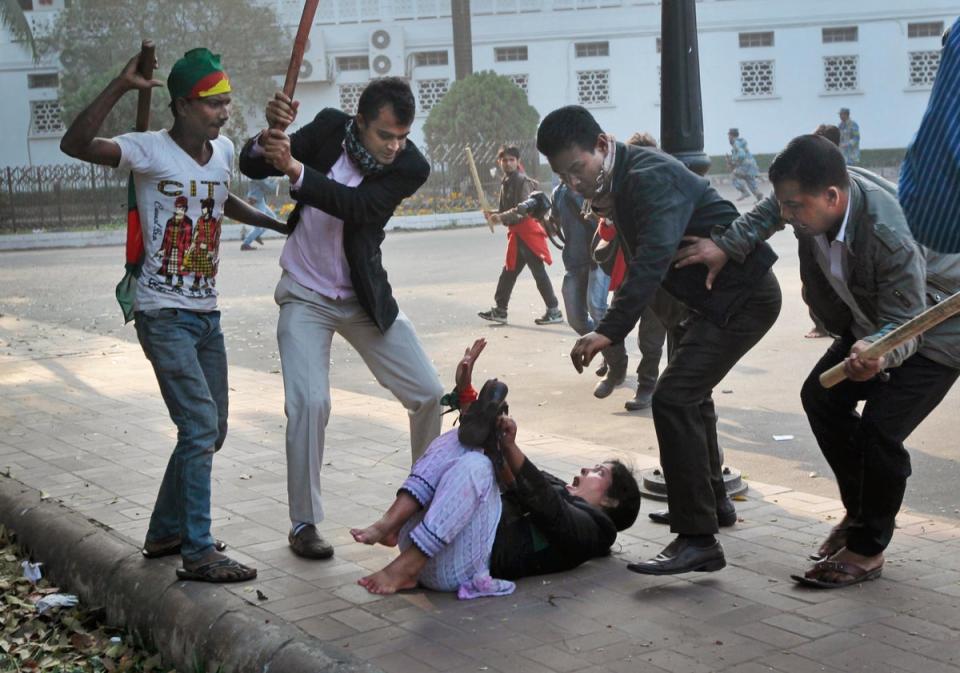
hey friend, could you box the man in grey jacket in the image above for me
[676,135,960,589]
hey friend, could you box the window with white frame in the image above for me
[577,70,610,105]
[413,50,449,67]
[507,73,528,95]
[823,55,859,92]
[908,21,944,38]
[575,41,609,58]
[822,26,858,43]
[415,0,440,17]
[359,0,380,21]
[739,31,774,48]
[30,100,64,135]
[739,60,775,97]
[339,83,365,115]
[392,0,415,19]
[336,55,370,72]
[909,50,941,88]
[417,78,449,112]
[495,46,528,62]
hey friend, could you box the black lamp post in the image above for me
[640,0,747,501]
[660,0,711,176]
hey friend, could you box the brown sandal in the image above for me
[792,559,882,589]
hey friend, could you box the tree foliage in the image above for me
[0,0,35,57]
[422,71,539,154]
[42,0,289,142]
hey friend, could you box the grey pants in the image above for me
[275,273,444,526]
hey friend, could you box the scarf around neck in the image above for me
[582,133,617,219]
[344,118,386,176]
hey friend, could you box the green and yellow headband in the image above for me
[167,48,232,101]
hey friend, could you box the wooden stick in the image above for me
[276,0,320,128]
[465,146,495,232]
[135,40,156,132]
[820,289,960,388]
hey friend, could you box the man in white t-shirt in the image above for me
[60,48,283,583]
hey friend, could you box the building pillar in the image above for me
[660,0,711,175]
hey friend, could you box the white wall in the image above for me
[0,2,70,167]
[1,0,957,166]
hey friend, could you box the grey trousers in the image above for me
[275,273,444,525]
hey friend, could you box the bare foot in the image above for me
[350,521,399,547]
[804,327,829,339]
[357,546,428,595]
[358,566,418,595]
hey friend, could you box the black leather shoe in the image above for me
[647,496,738,527]
[627,537,726,575]
[593,364,627,399]
[458,379,509,447]
[288,525,334,560]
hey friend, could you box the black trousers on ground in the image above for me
[652,271,782,535]
[801,333,958,556]
[494,238,558,310]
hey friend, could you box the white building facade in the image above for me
[0,0,956,166]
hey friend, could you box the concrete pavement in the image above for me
[2,313,959,673]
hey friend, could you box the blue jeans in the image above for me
[562,265,627,370]
[134,308,228,561]
[242,200,274,246]
[561,265,609,335]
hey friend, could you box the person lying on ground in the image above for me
[350,338,642,596]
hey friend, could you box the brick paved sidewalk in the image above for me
[1,314,958,673]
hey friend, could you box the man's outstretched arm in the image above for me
[223,194,289,234]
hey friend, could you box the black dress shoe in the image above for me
[647,496,738,527]
[458,379,508,447]
[627,537,726,575]
[288,525,334,560]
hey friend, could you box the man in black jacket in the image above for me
[240,78,444,561]
[537,106,782,575]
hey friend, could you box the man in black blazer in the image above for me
[537,106,782,575]
[240,78,444,560]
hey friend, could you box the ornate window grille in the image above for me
[507,74,529,95]
[30,100,65,136]
[739,60,775,97]
[417,79,450,112]
[909,50,941,88]
[339,83,366,115]
[577,69,610,105]
[823,55,859,92]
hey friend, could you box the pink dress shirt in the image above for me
[253,138,364,300]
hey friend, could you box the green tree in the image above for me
[1,0,35,57]
[422,71,539,152]
[43,0,289,143]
